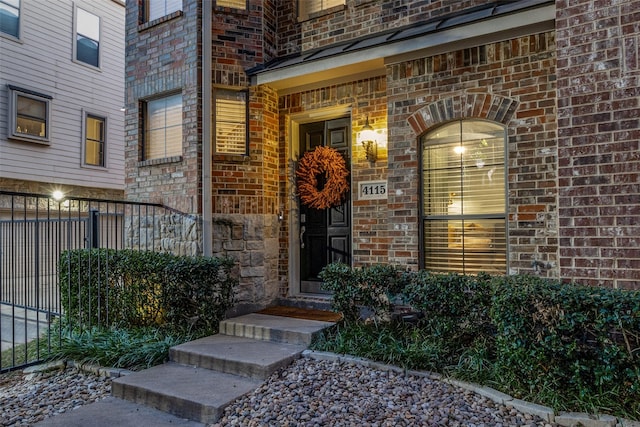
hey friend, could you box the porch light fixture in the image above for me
[358,115,378,163]
[52,190,65,201]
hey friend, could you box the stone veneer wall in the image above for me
[556,0,640,289]
[125,213,201,256]
[211,214,280,312]
[387,32,558,276]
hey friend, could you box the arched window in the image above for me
[421,120,507,274]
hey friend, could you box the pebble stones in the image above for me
[1,359,557,426]
[213,358,556,427]
[0,366,111,426]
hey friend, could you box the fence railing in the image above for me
[0,191,201,372]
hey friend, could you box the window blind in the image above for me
[422,120,507,275]
[144,93,182,160]
[217,0,246,9]
[215,90,247,155]
[299,0,345,20]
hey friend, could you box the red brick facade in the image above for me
[125,0,640,308]
[555,0,640,288]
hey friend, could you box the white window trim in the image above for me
[0,0,20,41]
[72,4,101,70]
[81,109,107,169]
[7,85,52,145]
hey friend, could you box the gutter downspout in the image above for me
[202,0,212,257]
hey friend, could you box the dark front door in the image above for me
[299,117,351,294]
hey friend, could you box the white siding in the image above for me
[0,0,125,191]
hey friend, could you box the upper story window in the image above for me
[145,0,182,22]
[143,92,182,161]
[421,120,507,275]
[216,0,246,9]
[0,0,19,38]
[84,113,106,167]
[213,89,247,155]
[7,85,52,144]
[298,0,344,21]
[74,7,100,68]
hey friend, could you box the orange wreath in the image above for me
[296,146,350,209]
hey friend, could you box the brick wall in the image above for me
[556,0,640,289]
[278,76,389,295]
[299,0,493,52]
[124,0,201,214]
[387,32,558,276]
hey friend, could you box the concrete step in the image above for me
[33,396,205,427]
[170,334,307,380]
[111,362,262,424]
[219,312,334,345]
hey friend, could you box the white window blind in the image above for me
[214,90,247,155]
[144,93,182,160]
[146,0,182,22]
[299,0,345,20]
[422,120,507,275]
[217,0,246,9]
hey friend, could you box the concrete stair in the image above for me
[111,313,334,424]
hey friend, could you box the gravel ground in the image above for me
[0,358,557,427]
[0,366,111,426]
[212,358,556,427]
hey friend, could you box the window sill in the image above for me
[138,10,183,31]
[138,155,183,167]
[213,153,250,162]
[8,135,50,146]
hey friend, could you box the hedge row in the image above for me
[59,249,237,336]
[319,263,640,416]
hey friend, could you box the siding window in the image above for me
[217,0,246,9]
[145,0,182,22]
[75,7,100,68]
[144,93,182,160]
[7,85,52,144]
[0,0,19,38]
[214,89,247,155]
[421,120,507,275]
[84,114,106,167]
[298,0,344,20]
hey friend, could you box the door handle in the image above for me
[300,225,306,249]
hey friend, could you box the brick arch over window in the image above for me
[407,94,518,135]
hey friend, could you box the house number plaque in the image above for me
[358,180,387,200]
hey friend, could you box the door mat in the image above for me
[257,306,342,322]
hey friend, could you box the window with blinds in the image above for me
[214,89,247,155]
[217,0,246,9]
[144,93,182,160]
[422,120,507,275]
[145,0,182,22]
[298,0,345,20]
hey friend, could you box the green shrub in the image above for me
[317,262,640,419]
[491,275,640,415]
[319,262,408,323]
[59,249,237,337]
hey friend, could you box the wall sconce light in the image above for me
[358,115,378,163]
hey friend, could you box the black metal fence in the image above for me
[0,191,199,372]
